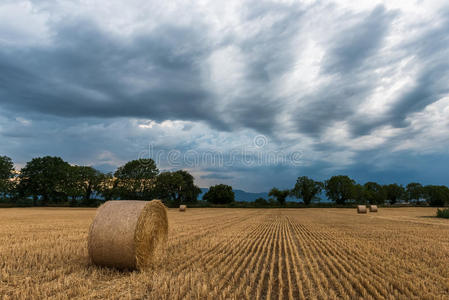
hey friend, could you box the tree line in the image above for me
[0,155,210,206]
[1,155,448,207]
[266,175,449,207]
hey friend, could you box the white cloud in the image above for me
[0,1,50,46]
[15,117,31,126]
[394,96,449,153]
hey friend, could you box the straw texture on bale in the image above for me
[369,205,378,212]
[179,205,187,212]
[88,200,168,270]
[357,205,367,214]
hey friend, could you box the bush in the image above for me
[436,208,449,219]
[254,197,268,207]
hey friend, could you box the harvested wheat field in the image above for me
[1,207,449,299]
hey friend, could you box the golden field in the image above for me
[1,207,449,299]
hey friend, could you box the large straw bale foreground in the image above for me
[88,200,168,270]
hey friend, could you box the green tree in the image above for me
[175,170,201,203]
[268,187,289,206]
[364,182,386,205]
[423,185,449,206]
[203,184,234,204]
[155,172,182,203]
[0,155,14,201]
[384,183,404,205]
[352,184,365,204]
[290,176,323,205]
[406,182,424,202]
[96,173,116,201]
[18,156,71,205]
[114,159,159,200]
[325,175,355,205]
[155,170,201,204]
[67,166,103,205]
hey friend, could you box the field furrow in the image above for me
[167,213,267,274]
[289,217,417,299]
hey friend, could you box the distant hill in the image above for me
[198,188,330,203]
[233,189,270,202]
[198,188,268,202]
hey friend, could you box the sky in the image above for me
[0,0,449,192]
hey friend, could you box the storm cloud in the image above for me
[1,0,449,191]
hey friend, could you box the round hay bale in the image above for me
[179,205,187,212]
[88,200,168,270]
[357,205,367,214]
[369,205,378,212]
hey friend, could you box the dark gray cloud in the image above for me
[386,15,449,125]
[216,0,306,134]
[294,5,398,137]
[200,173,234,180]
[0,18,230,128]
[323,5,396,74]
[0,0,306,135]
[295,79,372,136]
[348,9,449,136]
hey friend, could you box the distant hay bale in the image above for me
[357,205,367,214]
[179,205,187,212]
[369,205,378,212]
[88,200,168,270]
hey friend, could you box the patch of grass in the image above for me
[436,208,449,218]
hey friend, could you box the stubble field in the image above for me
[1,207,449,299]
